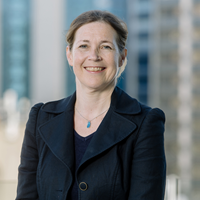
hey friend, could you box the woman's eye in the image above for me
[102,45,112,50]
[79,44,87,48]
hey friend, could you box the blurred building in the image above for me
[127,0,200,199]
[0,0,66,104]
[126,0,152,105]
[1,0,29,99]
[0,0,30,99]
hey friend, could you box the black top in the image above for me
[69,130,95,200]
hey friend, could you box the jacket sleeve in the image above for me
[128,108,166,200]
[16,103,43,200]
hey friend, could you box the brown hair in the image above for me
[66,10,128,78]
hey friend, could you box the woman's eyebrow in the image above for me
[77,40,90,44]
[76,40,114,46]
[100,40,114,45]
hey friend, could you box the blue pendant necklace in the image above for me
[75,107,108,128]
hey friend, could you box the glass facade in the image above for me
[138,52,148,104]
[150,0,200,199]
[1,0,30,99]
[128,0,151,104]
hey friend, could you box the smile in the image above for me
[84,67,105,72]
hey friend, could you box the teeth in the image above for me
[86,67,104,71]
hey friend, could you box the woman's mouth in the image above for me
[84,67,105,72]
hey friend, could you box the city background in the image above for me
[0,0,200,199]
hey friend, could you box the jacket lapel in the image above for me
[38,93,76,172]
[79,87,141,167]
[80,109,137,167]
[37,87,141,173]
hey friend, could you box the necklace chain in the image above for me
[75,107,108,128]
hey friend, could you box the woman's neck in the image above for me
[75,84,114,119]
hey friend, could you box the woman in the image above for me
[16,10,166,200]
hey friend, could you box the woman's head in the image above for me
[66,10,128,84]
[66,10,128,53]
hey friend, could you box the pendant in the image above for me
[87,121,91,128]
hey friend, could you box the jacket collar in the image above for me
[41,86,141,115]
[38,87,141,171]
[41,92,76,114]
[110,86,141,114]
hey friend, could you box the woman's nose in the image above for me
[88,48,102,61]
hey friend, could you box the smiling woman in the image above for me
[66,22,125,93]
[16,10,166,200]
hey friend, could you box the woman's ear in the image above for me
[119,48,127,67]
[66,46,73,66]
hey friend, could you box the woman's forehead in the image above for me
[74,22,117,42]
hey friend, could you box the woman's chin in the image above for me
[78,80,116,92]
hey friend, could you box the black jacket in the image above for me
[16,87,166,200]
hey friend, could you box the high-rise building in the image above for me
[30,0,66,104]
[126,0,153,105]
[0,0,66,104]
[1,0,30,99]
[128,0,200,199]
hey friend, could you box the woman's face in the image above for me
[66,22,126,91]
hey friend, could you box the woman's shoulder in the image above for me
[113,87,165,119]
[139,102,165,121]
[26,93,75,125]
[35,92,76,114]
[27,102,44,123]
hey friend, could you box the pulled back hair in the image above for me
[66,10,128,52]
[66,10,128,78]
